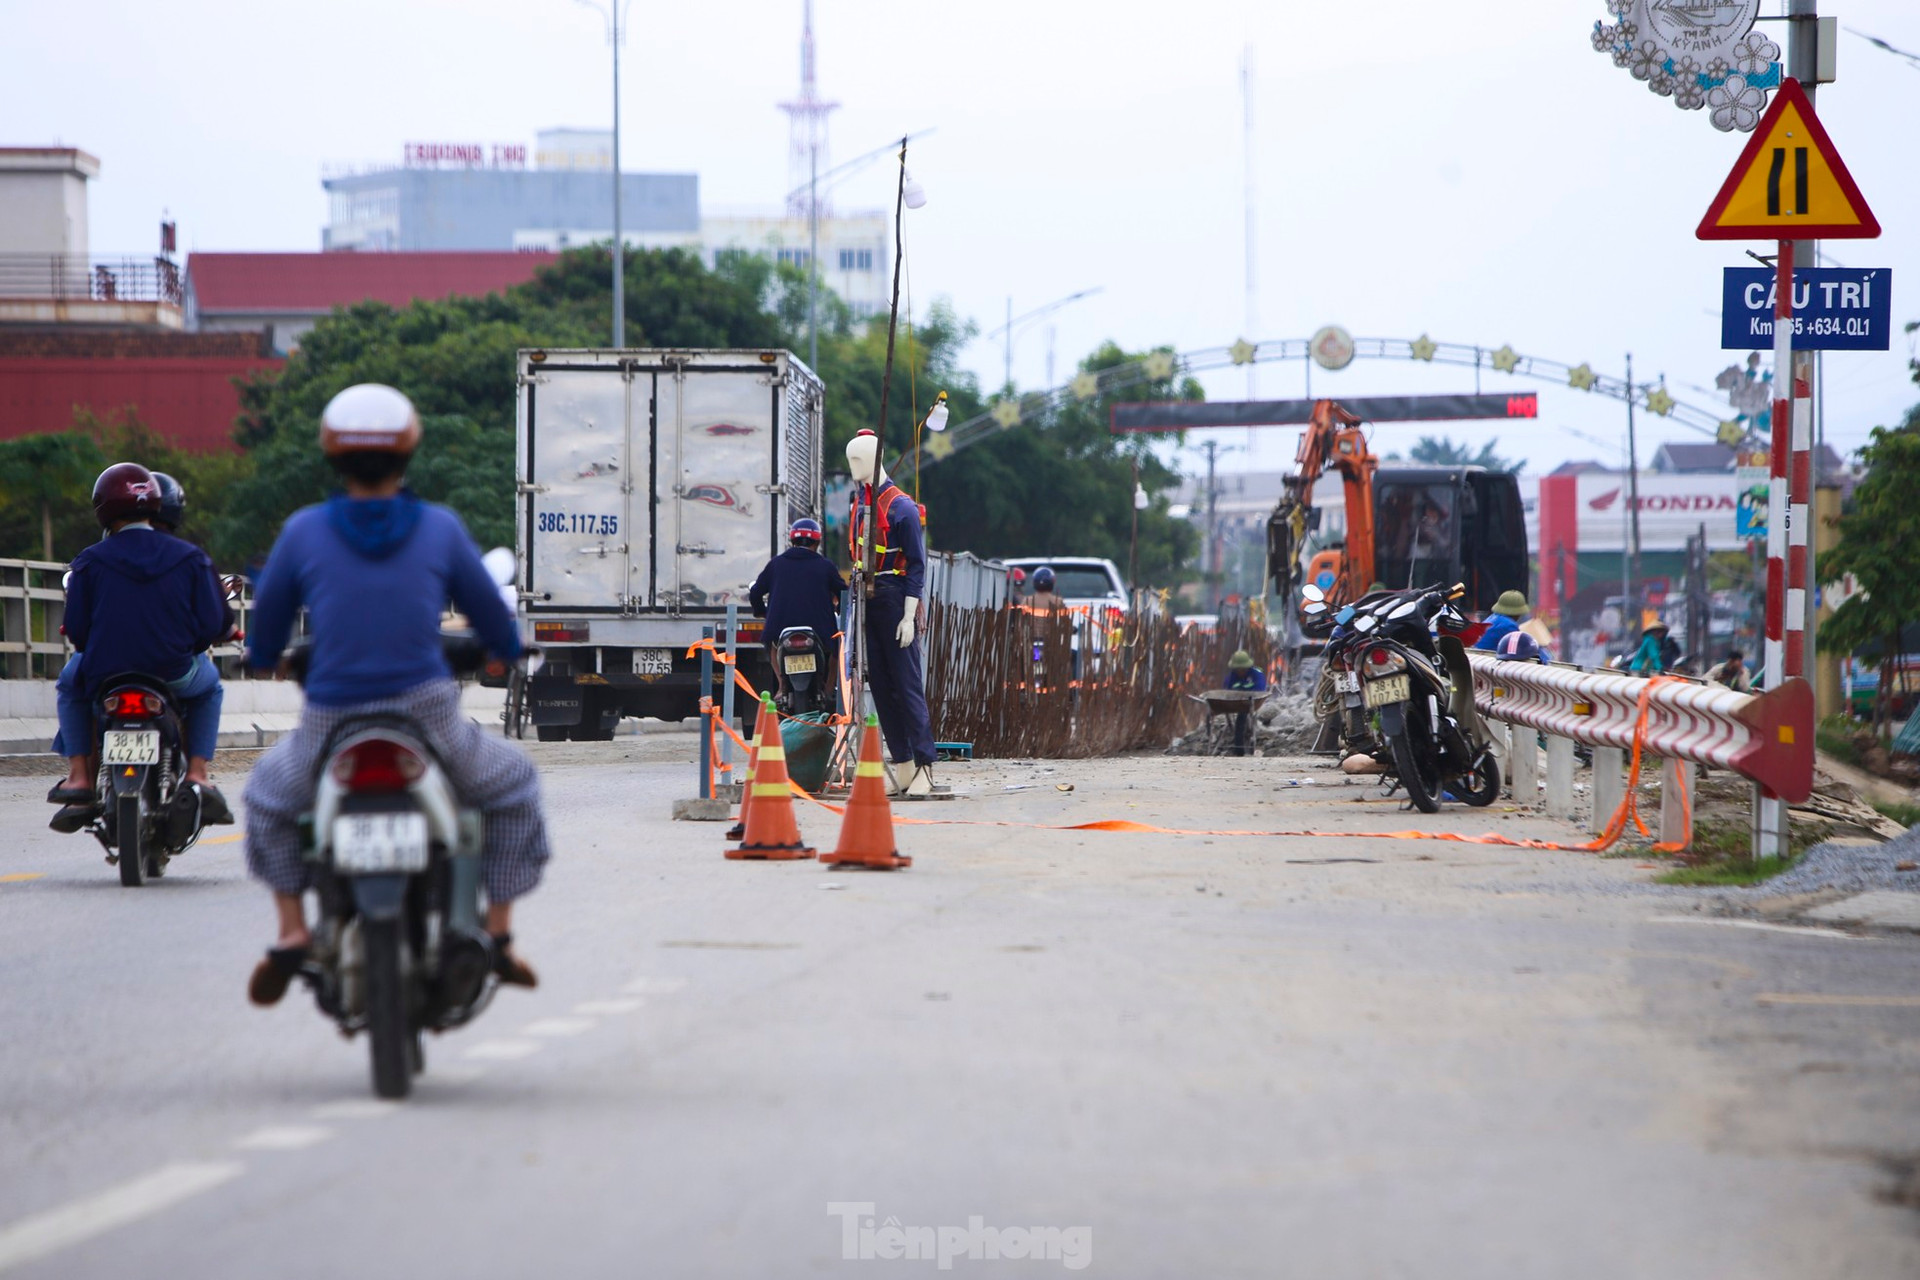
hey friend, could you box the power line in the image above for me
[1844,26,1920,71]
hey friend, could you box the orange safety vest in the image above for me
[848,481,921,578]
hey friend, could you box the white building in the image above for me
[699,211,889,318]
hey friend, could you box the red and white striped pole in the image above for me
[1758,239,1798,857]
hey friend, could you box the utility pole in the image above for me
[1004,296,1012,391]
[1241,42,1257,404]
[611,0,624,347]
[1624,352,1644,634]
[1204,440,1220,612]
[1789,0,1822,689]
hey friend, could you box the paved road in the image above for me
[2,739,1918,1278]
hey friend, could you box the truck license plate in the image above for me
[784,654,818,675]
[331,813,430,874]
[633,649,673,675]
[102,730,160,765]
[1364,673,1411,708]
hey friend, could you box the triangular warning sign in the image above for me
[1698,79,1879,241]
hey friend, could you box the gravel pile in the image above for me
[1166,690,1321,757]
[1730,824,1920,898]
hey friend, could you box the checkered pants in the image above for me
[243,680,549,902]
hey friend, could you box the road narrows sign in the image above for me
[1696,79,1879,240]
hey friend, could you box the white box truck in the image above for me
[514,348,825,739]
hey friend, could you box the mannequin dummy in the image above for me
[845,430,936,795]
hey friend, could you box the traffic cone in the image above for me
[821,714,911,870]
[725,713,764,843]
[727,696,816,861]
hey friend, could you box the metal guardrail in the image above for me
[1466,651,1814,849]
[926,551,1008,610]
[0,254,184,304]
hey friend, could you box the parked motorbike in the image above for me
[80,677,218,886]
[775,626,832,715]
[1304,582,1500,812]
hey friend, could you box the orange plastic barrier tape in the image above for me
[685,639,761,700]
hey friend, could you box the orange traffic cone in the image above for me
[727,696,816,861]
[821,714,911,870]
[725,712,764,843]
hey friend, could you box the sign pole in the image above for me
[1758,238,1795,860]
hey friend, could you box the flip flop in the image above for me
[48,804,97,834]
[47,784,95,805]
[488,932,538,989]
[248,945,309,1007]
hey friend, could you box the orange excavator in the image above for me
[1266,399,1379,609]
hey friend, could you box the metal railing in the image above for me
[0,559,71,679]
[0,254,184,304]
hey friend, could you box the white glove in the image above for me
[896,596,919,648]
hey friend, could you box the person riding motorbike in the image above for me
[50,464,232,833]
[748,517,845,703]
[1027,565,1060,613]
[240,384,549,1006]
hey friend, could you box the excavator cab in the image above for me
[1371,467,1527,613]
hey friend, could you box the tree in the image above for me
[1390,435,1524,474]
[1822,403,1920,736]
[0,431,104,561]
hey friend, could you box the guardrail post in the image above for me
[698,625,714,800]
[1660,756,1690,850]
[1509,723,1539,806]
[1545,736,1576,820]
[721,603,738,783]
[1590,746,1625,836]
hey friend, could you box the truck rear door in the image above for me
[655,364,778,613]
[524,365,636,613]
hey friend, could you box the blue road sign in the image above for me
[1722,267,1891,351]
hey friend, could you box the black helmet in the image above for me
[151,472,186,531]
[91,462,161,528]
[1031,566,1057,592]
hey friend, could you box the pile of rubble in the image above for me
[1166,690,1323,758]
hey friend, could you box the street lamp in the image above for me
[982,287,1103,392]
[575,0,632,347]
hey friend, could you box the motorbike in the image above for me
[775,626,832,715]
[282,630,516,1099]
[1303,582,1500,813]
[82,676,218,886]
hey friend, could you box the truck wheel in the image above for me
[569,689,616,741]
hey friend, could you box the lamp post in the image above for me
[982,287,1103,392]
[575,0,630,347]
[1129,454,1149,590]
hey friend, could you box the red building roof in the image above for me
[186,251,557,315]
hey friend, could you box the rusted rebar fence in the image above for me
[924,600,1269,758]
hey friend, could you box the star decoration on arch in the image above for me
[1568,363,1598,391]
[1716,419,1745,447]
[1489,345,1521,374]
[924,431,954,461]
[1645,386,1676,417]
[1142,351,1176,380]
[1228,338,1256,365]
[1409,334,1437,362]
[991,398,1022,429]
[1070,371,1099,401]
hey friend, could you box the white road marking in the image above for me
[463,1039,541,1061]
[308,1100,401,1121]
[624,976,687,996]
[522,1017,596,1038]
[1645,915,1865,940]
[233,1125,333,1152]
[0,1161,245,1274]
[573,998,645,1016]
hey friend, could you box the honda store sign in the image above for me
[1532,473,1746,559]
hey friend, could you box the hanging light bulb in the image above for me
[925,390,949,432]
[902,169,928,209]
[1134,484,1150,511]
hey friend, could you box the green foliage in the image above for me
[1389,435,1524,474]
[1821,403,1920,667]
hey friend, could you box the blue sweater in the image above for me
[66,526,227,692]
[246,494,520,707]
[749,546,846,644]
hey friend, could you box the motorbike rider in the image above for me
[240,384,548,1006]
[50,464,232,833]
[748,517,845,704]
[1027,565,1061,614]
[1473,590,1531,652]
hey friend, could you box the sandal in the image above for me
[49,804,97,834]
[248,945,309,1007]
[47,783,95,805]
[488,932,538,989]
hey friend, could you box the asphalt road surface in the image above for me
[3,737,1918,1278]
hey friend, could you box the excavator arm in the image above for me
[1265,399,1378,608]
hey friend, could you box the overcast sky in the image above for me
[11,0,1917,480]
